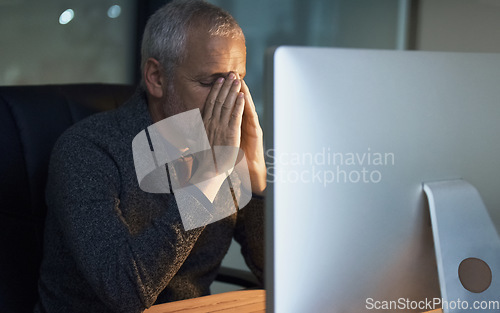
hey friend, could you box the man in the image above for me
[34,1,266,312]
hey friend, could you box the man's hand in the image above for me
[189,72,244,192]
[200,73,267,195]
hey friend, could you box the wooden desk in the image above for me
[144,290,443,313]
[144,289,265,313]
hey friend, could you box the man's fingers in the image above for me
[220,78,241,123]
[203,77,224,125]
[203,73,245,148]
[241,80,261,128]
[241,80,257,115]
[228,92,245,131]
[212,73,237,121]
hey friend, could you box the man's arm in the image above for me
[47,132,208,313]
[233,197,265,285]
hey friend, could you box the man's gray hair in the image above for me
[140,0,243,86]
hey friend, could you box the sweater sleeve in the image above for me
[46,132,210,313]
[233,196,265,286]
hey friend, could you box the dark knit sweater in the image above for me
[34,90,264,313]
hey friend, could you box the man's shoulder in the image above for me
[58,110,122,150]
[45,110,125,187]
[53,106,139,171]
[50,90,151,171]
[56,90,150,153]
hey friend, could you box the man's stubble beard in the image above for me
[161,81,187,119]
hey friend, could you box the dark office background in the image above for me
[2,0,499,114]
[0,0,403,114]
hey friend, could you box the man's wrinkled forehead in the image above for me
[182,25,246,76]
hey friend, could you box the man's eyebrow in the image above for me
[196,72,246,79]
[195,73,228,80]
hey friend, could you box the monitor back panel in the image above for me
[266,47,500,313]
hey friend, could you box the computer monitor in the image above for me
[265,47,500,313]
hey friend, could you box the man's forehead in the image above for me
[186,31,245,55]
[183,29,247,76]
[199,52,246,73]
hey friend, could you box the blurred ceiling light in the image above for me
[59,9,74,25]
[107,5,121,18]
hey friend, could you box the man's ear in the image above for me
[144,58,166,99]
